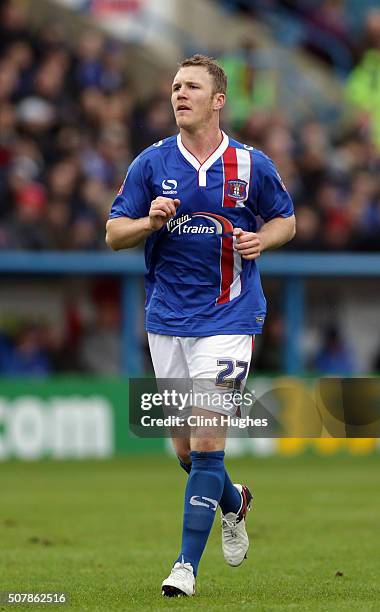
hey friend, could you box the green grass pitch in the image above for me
[1,453,379,611]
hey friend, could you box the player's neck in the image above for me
[179,126,223,165]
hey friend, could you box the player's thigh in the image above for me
[148,333,189,378]
[185,334,253,424]
[187,334,253,384]
[148,333,192,453]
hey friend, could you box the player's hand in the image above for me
[233,227,262,260]
[149,197,180,231]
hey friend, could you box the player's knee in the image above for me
[172,439,191,463]
[178,452,191,465]
[190,438,223,453]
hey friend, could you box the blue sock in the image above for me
[178,456,241,514]
[176,450,225,576]
[219,469,242,515]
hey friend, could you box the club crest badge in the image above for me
[226,179,248,200]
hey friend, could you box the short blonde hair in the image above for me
[179,54,227,95]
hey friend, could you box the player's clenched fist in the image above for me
[233,227,262,260]
[149,197,180,231]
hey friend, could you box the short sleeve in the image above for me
[109,155,152,219]
[253,152,294,221]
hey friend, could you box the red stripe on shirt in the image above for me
[217,235,234,304]
[216,148,238,303]
[223,147,238,208]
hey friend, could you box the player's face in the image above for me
[171,66,224,131]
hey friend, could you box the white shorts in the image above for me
[148,333,254,416]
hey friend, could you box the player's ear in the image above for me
[213,92,225,111]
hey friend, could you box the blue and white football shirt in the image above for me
[109,131,294,336]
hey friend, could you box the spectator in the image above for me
[253,314,285,373]
[285,205,321,250]
[74,30,106,90]
[130,95,177,157]
[10,181,49,250]
[43,198,72,250]
[220,38,277,129]
[80,280,121,374]
[346,9,380,149]
[0,0,32,53]
[3,324,52,376]
[69,212,104,250]
[302,0,353,72]
[313,326,356,375]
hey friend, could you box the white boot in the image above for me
[221,484,253,567]
[162,559,195,597]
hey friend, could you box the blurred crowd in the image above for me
[0,278,123,376]
[1,0,380,253]
[0,0,177,250]
[3,292,380,376]
[1,0,380,376]
[219,0,377,73]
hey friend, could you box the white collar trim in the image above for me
[176,131,229,186]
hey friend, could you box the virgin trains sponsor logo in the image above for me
[167,212,231,235]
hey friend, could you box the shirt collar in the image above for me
[176,130,229,172]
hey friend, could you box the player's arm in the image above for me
[106,216,153,250]
[234,151,296,260]
[106,197,180,250]
[233,215,295,260]
[259,214,296,250]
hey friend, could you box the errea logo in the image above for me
[162,179,178,195]
[190,495,218,511]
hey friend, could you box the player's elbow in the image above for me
[105,229,121,251]
[105,220,122,250]
[290,216,296,240]
[106,236,122,251]
[285,215,296,243]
